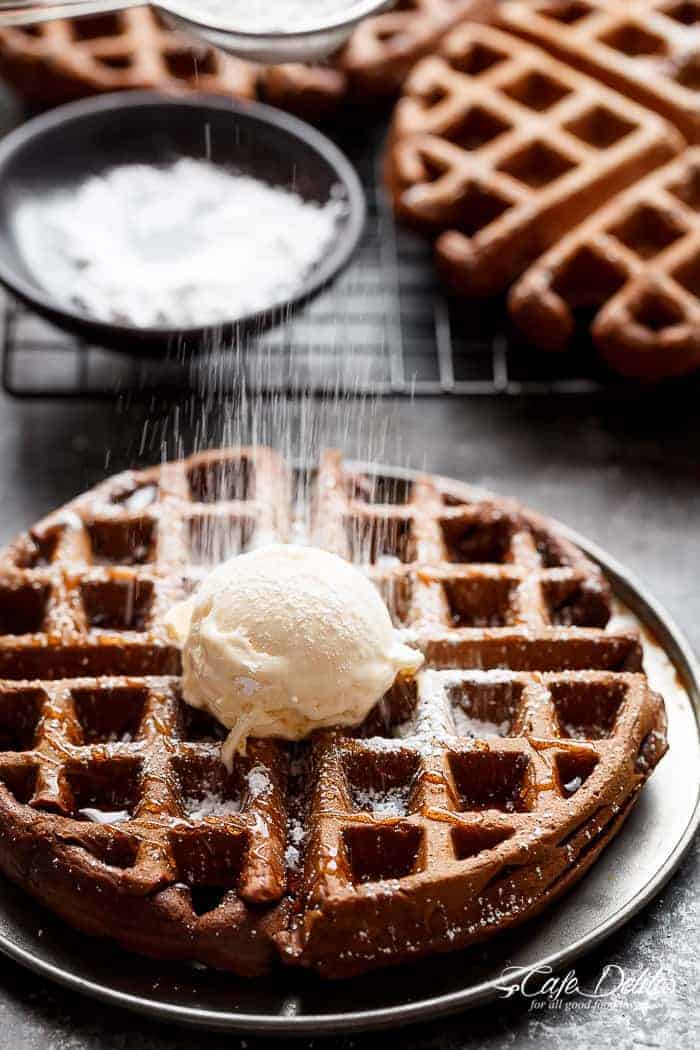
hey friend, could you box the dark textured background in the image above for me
[0,389,696,1048]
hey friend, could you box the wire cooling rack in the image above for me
[0,124,631,399]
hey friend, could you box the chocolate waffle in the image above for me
[0,2,494,121]
[509,149,700,379]
[0,7,259,108]
[262,0,494,119]
[498,1,700,144]
[0,449,667,977]
[386,22,683,297]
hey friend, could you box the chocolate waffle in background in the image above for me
[509,148,700,380]
[497,0,700,145]
[385,23,683,294]
[385,18,699,377]
[0,1,496,121]
[0,1,697,377]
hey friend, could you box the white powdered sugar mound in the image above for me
[13,158,345,329]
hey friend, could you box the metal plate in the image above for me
[0,464,697,1036]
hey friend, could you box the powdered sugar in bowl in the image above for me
[161,0,395,63]
[0,92,365,352]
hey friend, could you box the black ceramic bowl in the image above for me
[0,91,365,354]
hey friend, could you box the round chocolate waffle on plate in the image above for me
[0,448,672,986]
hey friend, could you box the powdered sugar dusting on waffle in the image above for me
[352,784,412,817]
[247,764,272,799]
[452,706,510,739]
[184,791,242,820]
[0,449,669,978]
[285,817,307,872]
[394,669,457,747]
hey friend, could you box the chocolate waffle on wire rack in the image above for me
[509,147,700,379]
[386,21,683,297]
[0,1,495,120]
[498,0,700,144]
[0,448,667,977]
[0,6,260,108]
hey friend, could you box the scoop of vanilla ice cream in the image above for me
[164,544,423,766]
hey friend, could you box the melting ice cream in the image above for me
[165,544,423,765]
